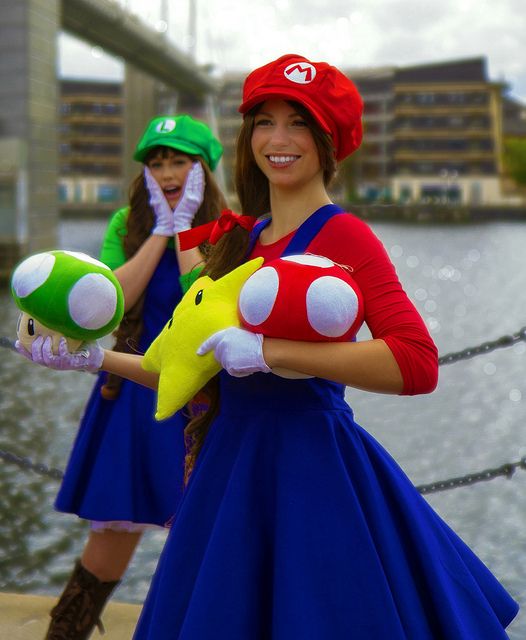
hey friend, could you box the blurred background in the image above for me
[1,0,525,637]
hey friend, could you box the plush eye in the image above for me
[195,289,203,305]
[168,317,174,329]
[27,318,35,336]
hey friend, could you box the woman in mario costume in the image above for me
[19,56,518,638]
[39,114,226,638]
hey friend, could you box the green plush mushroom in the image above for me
[11,250,124,353]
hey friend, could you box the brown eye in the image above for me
[195,290,203,305]
[27,318,35,336]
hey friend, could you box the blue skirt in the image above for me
[133,373,518,638]
[55,372,186,526]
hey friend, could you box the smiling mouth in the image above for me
[267,155,300,167]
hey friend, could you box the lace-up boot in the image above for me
[44,559,119,639]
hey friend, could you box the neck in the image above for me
[266,181,332,242]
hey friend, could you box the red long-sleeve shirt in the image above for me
[250,212,438,396]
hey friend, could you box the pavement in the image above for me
[0,591,141,639]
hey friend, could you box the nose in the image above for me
[268,123,291,147]
[160,165,175,181]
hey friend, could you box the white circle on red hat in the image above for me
[284,62,317,85]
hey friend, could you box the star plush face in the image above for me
[142,257,264,420]
[11,250,125,344]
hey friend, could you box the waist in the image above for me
[218,371,349,413]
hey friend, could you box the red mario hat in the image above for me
[238,54,363,161]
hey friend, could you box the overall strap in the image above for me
[245,216,272,257]
[246,204,344,258]
[281,203,343,256]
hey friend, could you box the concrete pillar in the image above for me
[122,64,159,191]
[0,0,60,277]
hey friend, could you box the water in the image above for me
[1,218,525,637]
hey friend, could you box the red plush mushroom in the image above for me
[238,254,364,345]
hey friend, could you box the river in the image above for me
[0,217,525,637]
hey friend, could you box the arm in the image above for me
[15,336,159,389]
[101,350,159,390]
[306,214,438,395]
[113,234,169,311]
[99,206,169,311]
[241,214,438,395]
[175,240,205,276]
[263,337,403,393]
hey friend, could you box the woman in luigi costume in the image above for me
[42,114,226,639]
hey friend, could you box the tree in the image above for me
[503,137,526,185]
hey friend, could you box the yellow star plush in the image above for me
[142,257,264,420]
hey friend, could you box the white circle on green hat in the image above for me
[155,119,176,133]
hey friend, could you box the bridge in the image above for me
[0,0,218,279]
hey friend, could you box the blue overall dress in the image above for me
[55,248,187,527]
[133,206,518,638]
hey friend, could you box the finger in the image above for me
[196,329,226,356]
[185,162,205,192]
[41,336,56,366]
[14,340,31,359]
[30,335,45,363]
[57,337,70,357]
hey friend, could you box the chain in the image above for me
[2,446,526,496]
[3,330,526,492]
[0,448,64,481]
[438,326,526,365]
[416,457,526,494]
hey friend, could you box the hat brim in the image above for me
[238,89,333,136]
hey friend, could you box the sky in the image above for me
[58,0,526,102]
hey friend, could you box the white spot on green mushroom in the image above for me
[68,274,118,330]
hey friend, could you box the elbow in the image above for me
[402,361,439,396]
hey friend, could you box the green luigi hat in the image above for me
[133,114,223,171]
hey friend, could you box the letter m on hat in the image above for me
[284,62,317,84]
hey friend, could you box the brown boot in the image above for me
[45,559,119,639]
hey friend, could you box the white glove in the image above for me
[15,336,104,373]
[173,162,205,233]
[197,327,271,377]
[144,166,174,236]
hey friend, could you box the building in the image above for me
[390,58,506,205]
[59,79,124,208]
[216,56,524,207]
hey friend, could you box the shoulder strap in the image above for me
[246,204,344,259]
[281,204,344,256]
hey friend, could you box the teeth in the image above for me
[268,155,297,164]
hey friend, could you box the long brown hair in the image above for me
[101,147,227,399]
[183,101,338,479]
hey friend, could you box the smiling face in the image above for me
[146,149,194,208]
[250,99,323,191]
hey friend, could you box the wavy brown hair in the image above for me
[183,101,338,480]
[101,146,227,400]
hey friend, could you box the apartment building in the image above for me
[59,79,124,206]
[390,58,505,205]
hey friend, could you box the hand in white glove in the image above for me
[197,327,271,377]
[144,166,174,236]
[173,162,205,233]
[15,336,104,373]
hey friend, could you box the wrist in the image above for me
[261,336,282,369]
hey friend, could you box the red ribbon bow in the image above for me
[178,209,257,251]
